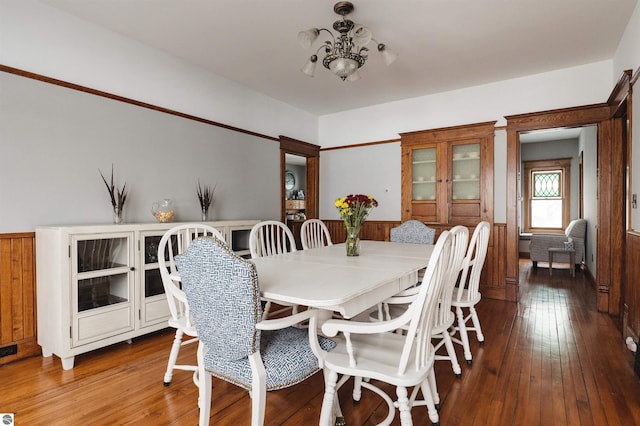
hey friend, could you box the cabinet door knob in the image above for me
[130,267,135,271]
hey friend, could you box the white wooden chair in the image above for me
[451,221,490,365]
[175,237,335,426]
[318,230,455,426]
[431,225,468,378]
[300,219,333,250]
[249,220,298,318]
[158,223,226,386]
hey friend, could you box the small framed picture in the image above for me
[564,241,574,250]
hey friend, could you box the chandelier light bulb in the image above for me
[298,2,396,81]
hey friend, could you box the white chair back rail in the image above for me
[249,220,297,258]
[300,219,333,250]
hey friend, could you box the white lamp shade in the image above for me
[297,28,319,48]
[301,57,318,77]
[378,45,397,66]
[352,25,372,46]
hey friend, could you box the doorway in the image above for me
[279,135,321,248]
[518,125,598,277]
[505,97,629,316]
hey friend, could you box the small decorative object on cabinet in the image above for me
[400,121,495,227]
[151,199,175,223]
[99,165,128,224]
[196,180,216,221]
[35,220,259,370]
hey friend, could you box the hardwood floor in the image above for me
[3,260,640,425]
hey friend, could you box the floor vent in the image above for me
[0,344,17,358]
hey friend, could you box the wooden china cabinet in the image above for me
[400,121,495,227]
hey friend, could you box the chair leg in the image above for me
[319,370,339,426]
[396,386,413,425]
[352,376,362,404]
[443,332,461,377]
[249,352,266,426]
[455,307,473,364]
[470,306,485,343]
[419,373,440,425]
[164,328,184,385]
[198,362,212,426]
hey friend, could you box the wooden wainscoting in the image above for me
[624,231,640,341]
[324,220,508,301]
[0,232,39,365]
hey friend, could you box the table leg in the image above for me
[548,251,553,276]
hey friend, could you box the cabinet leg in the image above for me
[61,356,75,370]
[41,347,53,358]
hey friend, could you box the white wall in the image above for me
[0,0,318,143]
[319,62,613,221]
[580,126,598,275]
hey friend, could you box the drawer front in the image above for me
[75,305,133,345]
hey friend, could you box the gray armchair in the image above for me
[530,218,587,268]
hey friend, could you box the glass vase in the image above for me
[345,225,361,256]
[201,207,209,222]
[113,206,123,224]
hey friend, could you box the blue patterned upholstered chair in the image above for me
[175,237,335,426]
[390,220,436,245]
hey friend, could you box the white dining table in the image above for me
[251,240,434,319]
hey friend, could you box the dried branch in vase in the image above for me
[99,165,128,212]
[196,180,216,211]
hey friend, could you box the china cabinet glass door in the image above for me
[140,231,173,327]
[411,147,438,202]
[451,143,480,201]
[71,232,135,345]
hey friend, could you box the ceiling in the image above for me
[41,0,637,116]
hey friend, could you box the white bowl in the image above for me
[429,195,436,200]
[417,176,425,181]
[454,175,461,179]
[430,176,436,181]
[469,174,477,179]
[415,195,423,200]
[468,152,479,158]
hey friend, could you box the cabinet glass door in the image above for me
[140,231,174,327]
[411,147,437,201]
[74,236,132,312]
[451,143,480,200]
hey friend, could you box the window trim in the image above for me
[523,158,571,233]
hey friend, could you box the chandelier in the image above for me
[297,1,397,81]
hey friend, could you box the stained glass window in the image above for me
[533,171,561,198]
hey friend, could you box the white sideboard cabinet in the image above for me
[36,220,259,370]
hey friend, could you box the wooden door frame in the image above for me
[279,136,320,222]
[506,71,632,311]
[505,104,611,303]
